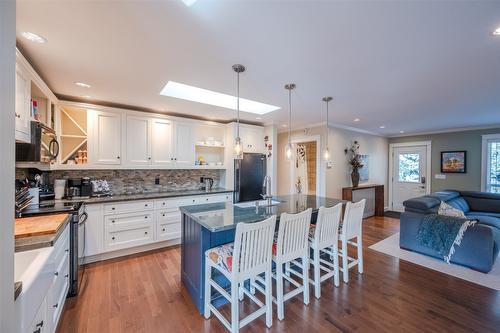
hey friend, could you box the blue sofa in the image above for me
[400,190,500,273]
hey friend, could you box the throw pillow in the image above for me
[438,201,466,218]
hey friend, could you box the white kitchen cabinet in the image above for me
[78,204,103,258]
[151,118,174,167]
[15,62,31,143]
[125,115,151,166]
[93,110,122,165]
[239,125,264,153]
[29,296,47,333]
[173,122,195,167]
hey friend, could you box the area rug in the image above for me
[369,233,500,291]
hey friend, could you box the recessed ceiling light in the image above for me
[21,32,47,43]
[354,118,360,122]
[75,82,91,88]
[493,27,500,36]
[82,95,91,99]
[256,117,262,120]
[399,130,405,134]
[181,0,197,6]
[281,124,287,128]
[160,81,280,115]
[379,125,385,129]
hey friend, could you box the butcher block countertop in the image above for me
[15,213,71,252]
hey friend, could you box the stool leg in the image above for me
[313,248,321,299]
[238,282,244,301]
[231,281,239,332]
[333,245,340,287]
[285,262,291,277]
[357,236,364,274]
[204,262,211,319]
[276,263,285,320]
[265,270,273,328]
[250,278,256,295]
[302,255,310,305]
[342,237,349,283]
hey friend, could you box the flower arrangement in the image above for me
[344,141,363,187]
[344,141,364,170]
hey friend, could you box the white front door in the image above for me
[392,145,428,212]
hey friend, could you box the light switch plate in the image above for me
[326,161,333,169]
[435,174,446,180]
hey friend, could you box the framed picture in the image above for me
[441,151,467,173]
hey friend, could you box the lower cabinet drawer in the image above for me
[48,253,69,331]
[105,211,154,230]
[105,225,155,252]
[157,221,181,241]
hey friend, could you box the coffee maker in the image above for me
[67,177,92,198]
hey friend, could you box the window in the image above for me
[482,134,500,193]
[398,153,420,182]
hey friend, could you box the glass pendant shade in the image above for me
[234,136,243,160]
[322,96,333,163]
[323,147,330,161]
[285,142,293,160]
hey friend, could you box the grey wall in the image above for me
[389,127,500,192]
[0,1,16,331]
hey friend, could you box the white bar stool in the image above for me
[309,203,343,299]
[272,208,312,321]
[339,199,366,283]
[204,216,276,333]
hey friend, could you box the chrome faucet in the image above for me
[261,175,273,205]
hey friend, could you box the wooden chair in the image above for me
[272,208,312,320]
[204,216,276,333]
[309,203,343,298]
[339,199,366,283]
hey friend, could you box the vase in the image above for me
[351,169,360,187]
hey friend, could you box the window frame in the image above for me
[481,133,500,193]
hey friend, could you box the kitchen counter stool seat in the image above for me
[204,216,276,333]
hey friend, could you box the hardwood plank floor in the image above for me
[58,216,500,333]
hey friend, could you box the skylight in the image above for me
[181,0,197,6]
[160,81,280,115]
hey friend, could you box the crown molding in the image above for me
[388,123,500,138]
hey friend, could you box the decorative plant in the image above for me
[344,141,364,170]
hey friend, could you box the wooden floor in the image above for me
[58,216,500,333]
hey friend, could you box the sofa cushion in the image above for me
[468,211,500,219]
[460,191,500,214]
[403,196,441,213]
[430,191,461,202]
[465,214,500,230]
[446,197,470,213]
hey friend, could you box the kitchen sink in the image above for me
[234,199,281,208]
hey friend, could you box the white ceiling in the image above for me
[16,0,500,136]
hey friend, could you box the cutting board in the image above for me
[15,214,70,239]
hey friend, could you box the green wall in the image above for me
[389,128,500,192]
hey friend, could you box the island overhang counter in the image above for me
[179,194,345,314]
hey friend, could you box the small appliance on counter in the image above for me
[91,179,112,197]
[67,178,82,198]
[54,179,66,200]
[201,177,214,191]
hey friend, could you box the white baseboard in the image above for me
[80,238,180,264]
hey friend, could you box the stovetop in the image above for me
[21,201,84,216]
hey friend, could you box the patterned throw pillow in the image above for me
[437,201,466,218]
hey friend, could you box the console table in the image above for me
[342,184,384,217]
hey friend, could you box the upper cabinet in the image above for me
[15,63,31,142]
[151,118,174,167]
[231,123,265,154]
[173,122,195,167]
[92,110,122,165]
[125,115,151,166]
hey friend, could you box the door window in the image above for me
[484,136,500,193]
[398,153,420,183]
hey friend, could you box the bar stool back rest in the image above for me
[276,208,313,263]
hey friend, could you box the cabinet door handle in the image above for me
[65,273,69,278]
[112,220,115,223]
[192,199,195,203]
[162,228,166,232]
[111,207,115,210]
[53,303,58,309]
[206,198,209,201]
[162,213,165,217]
[162,202,166,206]
[145,204,149,207]
[117,156,120,159]
[145,216,148,219]
[112,236,115,240]
[54,271,59,276]
[148,157,151,160]
[35,320,44,328]
[65,249,69,252]
[144,231,148,235]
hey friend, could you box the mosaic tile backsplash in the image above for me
[17,168,223,195]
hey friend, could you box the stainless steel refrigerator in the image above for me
[234,153,267,203]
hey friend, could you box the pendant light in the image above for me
[322,96,333,162]
[284,83,296,161]
[233,64,245,160]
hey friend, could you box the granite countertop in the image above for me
[180,194,346,232]
[61,188,233,204]
[15,214,71,252]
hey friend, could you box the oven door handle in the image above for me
[78,212,88,225]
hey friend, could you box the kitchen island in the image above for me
[179,194,345,314]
